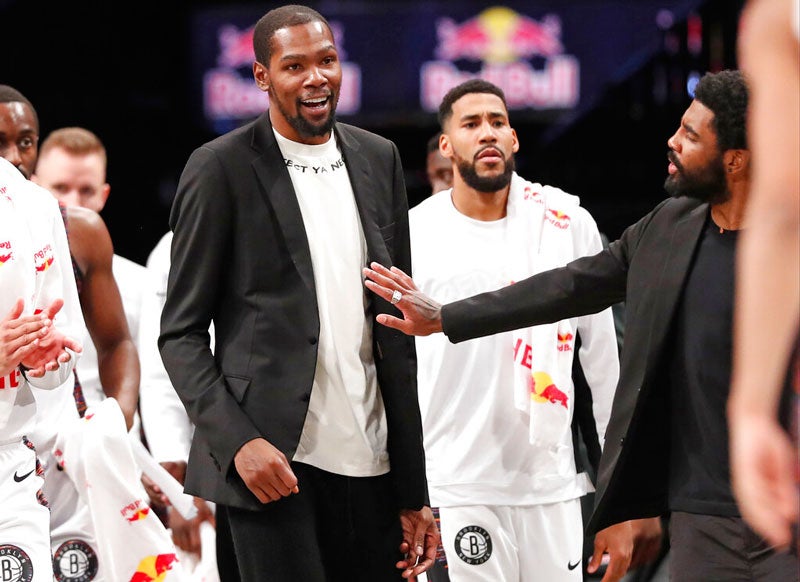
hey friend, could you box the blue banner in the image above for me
[191,1,704,134]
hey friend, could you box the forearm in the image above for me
[443,251,625,343]
[730,224,799,418]
[97,339,140,429]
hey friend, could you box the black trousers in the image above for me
[669,511,799,581]
[217,462,405,582]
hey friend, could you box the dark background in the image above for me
[1,0,746,265]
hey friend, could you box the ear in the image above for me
[511,128,520,154]
[723,149,750,174]
[439,133,454,159]
[99,183,111,208]
[253,61,270,93]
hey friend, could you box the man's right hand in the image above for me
[233,438,299,504]
[1,298,51,377]
[362,262,443,336]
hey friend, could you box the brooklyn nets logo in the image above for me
[453,525,492,565]
[53,540,98,581]
[0,545,33,582]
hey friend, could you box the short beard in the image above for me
[455,152,515,193]
[664,152,730,204]
[272,93,338,139]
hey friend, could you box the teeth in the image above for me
[303,97,327,105]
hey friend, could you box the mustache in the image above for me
[474,144,506,161]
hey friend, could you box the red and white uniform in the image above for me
[0,157,83,581]
[410,173,620,581]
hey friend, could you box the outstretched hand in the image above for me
[362,262,443,336]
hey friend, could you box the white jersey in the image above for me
[75,253,147,408]
[138,231,194,463]
[0,158,83,440]
[410,176,619,508]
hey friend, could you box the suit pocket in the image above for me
[378,222,395,245]
[225,375,251,403]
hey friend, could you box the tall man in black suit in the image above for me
[159,5,437,581]
[364,70,800,581]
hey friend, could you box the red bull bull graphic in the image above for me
[129,553,178,582]
[33,244,54,273]
[0,240,12,265]
[546,208,571,229]
[557,332,574,352]
[522,185,544,203]
[203,21,361,124]
[529,371,569,409]
[421,6,579,111]
[121,499,151,523]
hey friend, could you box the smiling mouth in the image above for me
[301,96,329,110]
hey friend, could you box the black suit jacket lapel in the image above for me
[643,202,708,375]
[336,125,388,266]
[250,113,317,295]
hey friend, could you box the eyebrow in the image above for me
[459,111,507,122]
[279,44,337,63]
[683,121,699,138]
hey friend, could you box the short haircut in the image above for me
[39,127,106,167]
[0,84,39,130]
[693,70,749,152]
[253,4,332,66]
[427,132,442,154]
[438,79,508,129]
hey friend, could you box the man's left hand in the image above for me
[397,506,439,579]
[588,521,633,582]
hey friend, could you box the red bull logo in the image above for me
[522,185,544,203]
[204,21,361,122]
[34,244,54,272]
[421,7,579,111]
[217,25,254,68]
[0,240,12,265]
[436,7,563,63]
[129,553,178,582]
[529,371,569,408]
[557,332,574,352]
[547,208,571,229]
[121,499,151,523]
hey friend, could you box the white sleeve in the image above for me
[27,196,85,390]
[570,208,620,449]
[138,252,193,463]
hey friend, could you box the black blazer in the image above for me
[442,196,708,534]
[159,112,426,512]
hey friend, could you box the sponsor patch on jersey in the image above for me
[0,544,34,582]
[53,539,98,581]
[454,525,492,565]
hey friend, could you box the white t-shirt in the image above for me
[274,129,389,477]
[410,189,617,507]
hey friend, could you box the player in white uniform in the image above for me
[409,80,628,581]
[0,156,83,581]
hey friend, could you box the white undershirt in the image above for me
[273,129,388,477]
